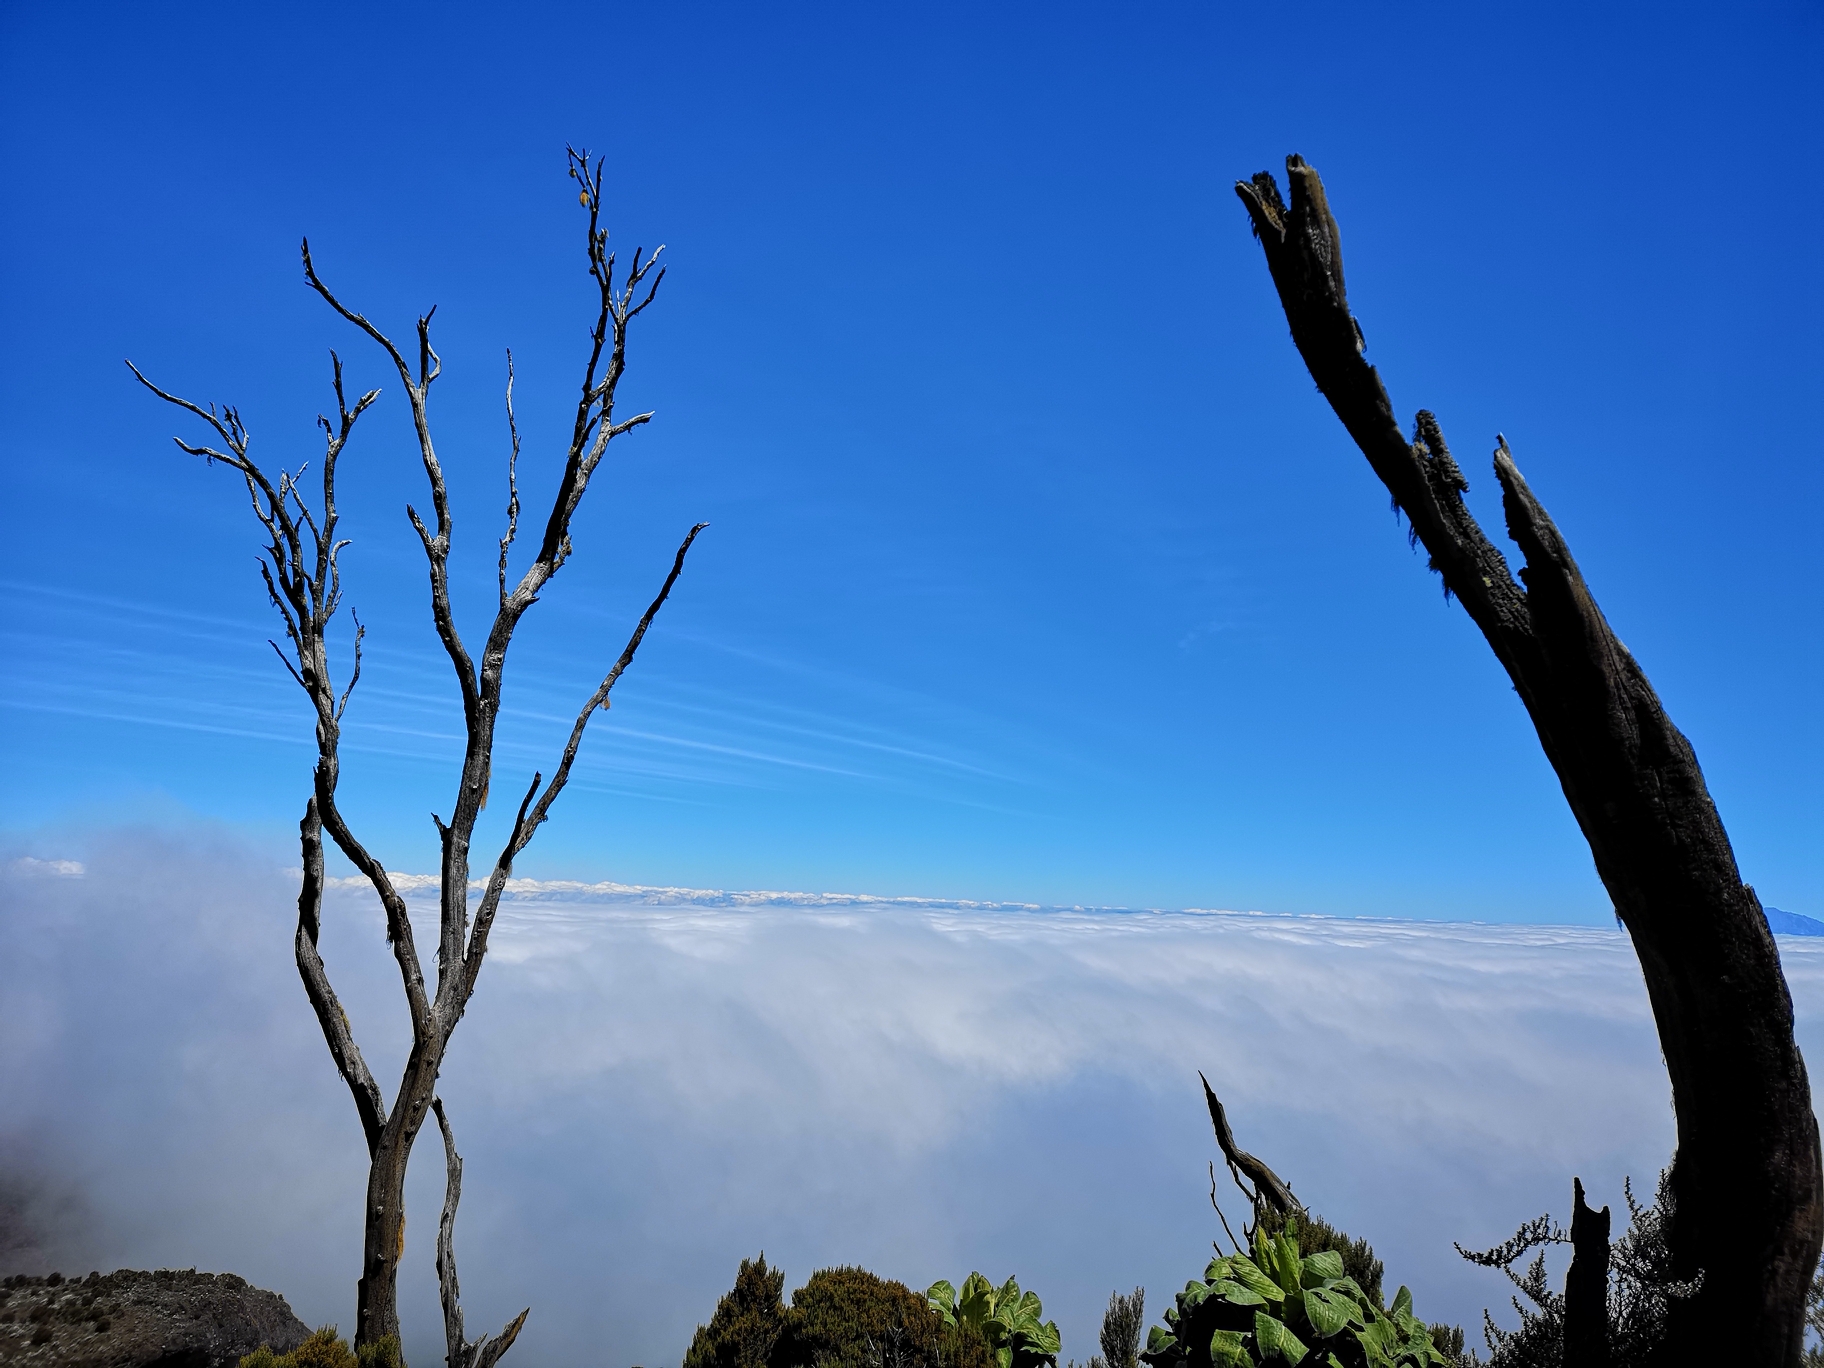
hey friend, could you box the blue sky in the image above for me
[2,1,1819,921]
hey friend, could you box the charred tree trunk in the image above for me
[1234,156,1820,1363]
[135,147,705,1353]
[1564,1178,1610,1368]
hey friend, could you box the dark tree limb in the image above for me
[1565,1178,1611,1368]
[433,1099,530,1368]
[1200,1072,1299,1223]
[1234,154,1821,1363]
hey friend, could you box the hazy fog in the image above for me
[8,825,1822,1365]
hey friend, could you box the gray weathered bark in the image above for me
[1234,154,1821,1363]
[433,1099,528,1368]
[131,146,705,1354]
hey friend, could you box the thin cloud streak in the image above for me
[2,575,1027,809]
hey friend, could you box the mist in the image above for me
[7,824,1824,1366]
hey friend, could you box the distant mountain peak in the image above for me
[1764,906,1824,937]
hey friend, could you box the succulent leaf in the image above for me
[1251,1311,1306,1364]
[1300,1251,1344,1287]
[1207,1330,1254,1368]
[1209,1279,1267,1308]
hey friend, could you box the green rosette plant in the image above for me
[926,1273,1062,1368]
[1138,1224,1448,1368]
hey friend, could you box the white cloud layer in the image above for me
[6,827,1824,1367]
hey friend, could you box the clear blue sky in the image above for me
[2,1,1818,922]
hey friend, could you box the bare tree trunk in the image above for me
[1234,155,1821,1363]
[134,147,705,1355]
[1564,1179,1610,1368]
[356,1050,440,1346]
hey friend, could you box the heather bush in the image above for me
[684,1255,789,1368]
[1099,1288,1145,1368]
[776,1266,944,1368]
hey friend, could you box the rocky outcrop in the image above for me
[0,1269,311,1368]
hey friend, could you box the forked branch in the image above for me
[460,520,708,999]
[127,351,409,1146]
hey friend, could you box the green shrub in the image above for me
[1100,1288,1145,1368]
[685,1255,789,1368]
[941,1317,1000,1368]
[1141,1221,1450,1368]
[356,1334,404,1368]
[239,1326,401,1368]
[926,1274,1060,1368]
[1425,1324,1464,1361]
[775,1266,944,1368]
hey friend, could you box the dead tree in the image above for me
[1200,1072,1299,1227]
[129,147,705,1354]
[1234,154,1821,1362]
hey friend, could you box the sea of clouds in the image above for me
[6,826,1824,1367]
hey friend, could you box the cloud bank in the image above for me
[7,827,1824,1367]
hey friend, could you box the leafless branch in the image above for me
[498,351,522,605]
[338,611,366,720]
[433,1098,530,1368]
[459,522,707,997]
[1209,1161,1243,1255]
[301,241,479,738]
[126,352,422,1117]
[515,520,706,856]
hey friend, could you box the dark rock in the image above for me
[0,1269,310,1368]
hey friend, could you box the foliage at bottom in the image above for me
[1141,1221,1452,1368]
[240,1327,400,1368]
[686,1256,997,1368]
[926,1273,1061,1368]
